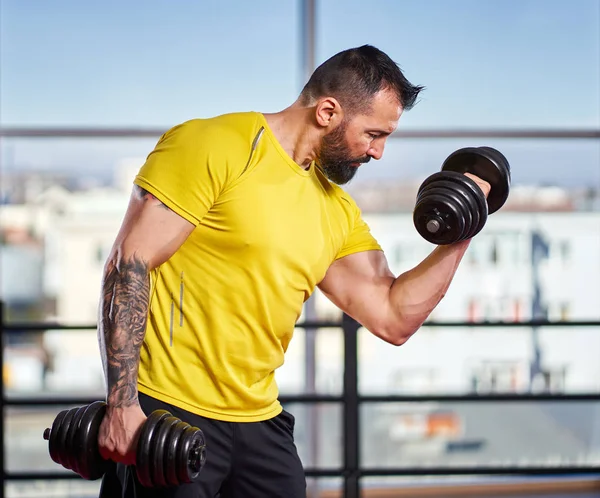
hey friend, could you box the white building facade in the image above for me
[301,210,600,396]
[3,183,599,397]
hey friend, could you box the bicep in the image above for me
[108,186,195,270]
[318,250,396,339]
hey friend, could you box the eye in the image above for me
[368,133,379,139]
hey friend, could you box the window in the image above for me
[560,240,571,264]
[95,243,110,265]
[490,239,499,265]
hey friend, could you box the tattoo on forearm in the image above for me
[99,254,150,407]
[135,185,171,210]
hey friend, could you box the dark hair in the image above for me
[299,44,424,115]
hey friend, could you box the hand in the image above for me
[98,403,147,465]
[464,173,491,199]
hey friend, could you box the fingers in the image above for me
[97,405,148,466]
[98,439,137,465]
[98,443,111,462]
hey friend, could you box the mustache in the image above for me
[352,156,371,165]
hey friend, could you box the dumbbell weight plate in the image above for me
[64,405,87,475]
[417,184,472,241]
[165,421,188,486]
[43,401,111,481]
[476,146,511,214]
[479,146,509,166]
[417,175,478,240]
[414,189,468,244]
[436,171,488,239]
[76,400,110,480]
[187,429,206,481]
[48,409,69,466]
[417,172,478,217]
[441,146,511,215]
[176,426,201,484]
[55,408,76,470]
[151,415,181,487]
[149,420,167,487]
[479,146,511,178]
[136,409,172,488]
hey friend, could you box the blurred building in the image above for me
[2,173,600,395]
[1,164,134,393]
[334,210,600,395]
[345,179,595,214]
[0,171,72,205]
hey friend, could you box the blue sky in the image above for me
[1,0,599,187]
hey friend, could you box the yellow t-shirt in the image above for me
[134,111,381,422]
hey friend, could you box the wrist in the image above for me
[435,238,471,253]
[106,395,140,411]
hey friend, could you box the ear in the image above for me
[315,97,344,128]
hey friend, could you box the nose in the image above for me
[368,142,385,160]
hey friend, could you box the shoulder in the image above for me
[159,112,264,151]
[140,112,265,185]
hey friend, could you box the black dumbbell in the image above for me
[413,146,511,244]
[43,400,207,487]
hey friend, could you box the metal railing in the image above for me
[2,126,600,139]
[2,302,600,498]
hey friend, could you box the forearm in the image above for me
[98,252,150,408]
[389,239,471,332]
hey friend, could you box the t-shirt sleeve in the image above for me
[133,119,240,226]
[335,197,382,260]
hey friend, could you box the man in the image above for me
[97,44,490,497]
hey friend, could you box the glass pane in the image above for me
[2,326,344,399]
[7,405,83,474]
[6,480,101,498]
[360,401,600,470]
[306,478,343,498]
[4,329,106,397]
[282,402,343,470]
[360,475,600,498]
[3,478,344,498]
[0,400,345,489]
[6,403,341,477]
[277,325,344,396]
[358,326,600,395]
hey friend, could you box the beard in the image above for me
[317,120,371,185]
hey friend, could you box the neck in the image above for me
[262,102,321,169]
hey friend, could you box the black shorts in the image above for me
[98,392,306,498]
